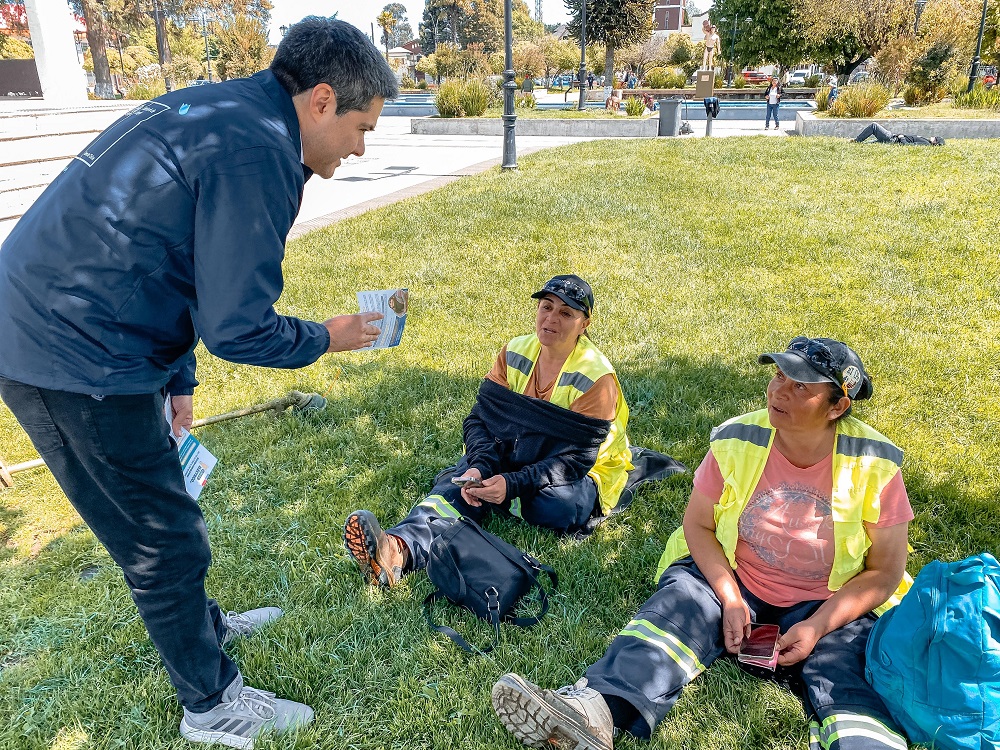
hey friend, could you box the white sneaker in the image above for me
[220,607,283,646]
[492,673,613,750]
[180,674,314,749]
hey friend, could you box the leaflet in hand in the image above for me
[164,397,217,500]
[357,288,408,349]
[738,623,780,671]
[175,428,217,500]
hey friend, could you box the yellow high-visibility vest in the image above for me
[505,333,632,514]
[656,409,912,615]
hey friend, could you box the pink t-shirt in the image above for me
[693,447,913,607]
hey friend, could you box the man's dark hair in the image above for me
[271,17,399,115]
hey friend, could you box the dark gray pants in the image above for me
[585,559,907,749]
[391,456,598,570]
[0,377,237,712]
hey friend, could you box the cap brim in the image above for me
[758,352,837,386]
[531,290,588,314]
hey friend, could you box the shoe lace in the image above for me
[554,678,591,700]
[223,611,257,638]
[232,686,277,721]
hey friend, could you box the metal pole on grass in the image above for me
[967,0,990,93]
[727,13,738,87]
[501,0,517,170]
[577,0,587,110]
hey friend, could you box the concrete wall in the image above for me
[796,111,1000,138]
[411,116,659,137]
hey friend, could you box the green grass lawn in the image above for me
[818,102,1000,119]
[1,137,999,749]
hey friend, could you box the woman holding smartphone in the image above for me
[492,336,914,750]
[344,275,633,587]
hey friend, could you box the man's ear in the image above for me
[309,83,338,117]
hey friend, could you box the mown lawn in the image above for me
[1,136,998,750]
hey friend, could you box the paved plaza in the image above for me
[0,95,787,244]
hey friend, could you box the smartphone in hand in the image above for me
[451,475,482,489]
[738,623,780,671]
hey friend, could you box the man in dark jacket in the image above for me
[854,122,944,145]
[0,17,397,747]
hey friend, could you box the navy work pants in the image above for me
[0,378,238,712]
[391,456,598,570]
[585,559,908,750]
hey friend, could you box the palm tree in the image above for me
[377,10,396,61]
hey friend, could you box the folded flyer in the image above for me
[164,398,217,500]
[357,288,408,349]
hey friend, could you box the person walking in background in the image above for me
[588,72,595,89]
[764,76,783,129]
[0,17,396,748]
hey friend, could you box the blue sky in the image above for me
[266,0,573,45]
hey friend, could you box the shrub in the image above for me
[667,72,688,88]
[906,43,958,92]
[903,83,947,105]
[400,75,416,89]
[459,79,491,116]
[126,82,165,100]
[416,79,428,90]
[715,74,725,88]
[623,96,646,116]
[515,92,537,108]
[804,74,821,88]
[827,80,891,118]
[815,85,831,111]
[733,74,746,89]
[953,84,1000,110]
[644,67,670,89]
[435,80,465,117]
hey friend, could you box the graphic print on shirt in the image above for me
[737,482,834,580]
[75,102,171,168]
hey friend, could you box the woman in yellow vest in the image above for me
[492,337,914,750]
[344,275,633,587]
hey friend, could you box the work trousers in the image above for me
[766,102,781,126]
[584,559,908,750]
[0,378,238,712]
[390,456,598,570]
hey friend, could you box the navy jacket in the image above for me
[0,70,329,395]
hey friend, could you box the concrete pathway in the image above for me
[0,99,787,243]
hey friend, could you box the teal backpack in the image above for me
[865,553,1000,750]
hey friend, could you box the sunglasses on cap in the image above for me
[787,336,850,397]
[541,278,592,313]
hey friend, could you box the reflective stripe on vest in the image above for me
[504,333,632,515]
[617,618,706,680]
[656,410,911,615]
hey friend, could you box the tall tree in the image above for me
[565,0,652,89]
[795,0,913,63]
[76,0,116,98]
[419,2,452,54]
[377,10,396,59]
[382,3,413,47]
[710,0,808,73]
[214,13,272,79]
[432,0,472,45]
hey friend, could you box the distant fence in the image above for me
[0,60,42,97]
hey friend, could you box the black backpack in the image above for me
[423,517,557,653]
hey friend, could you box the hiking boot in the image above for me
[343,510,406,587]
[220,607,283,646]
[492,673,613,750]
[179,674,314,749]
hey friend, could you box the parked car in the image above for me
[847,70,870,85]
[786,71,808,87]
[740,70,770,85]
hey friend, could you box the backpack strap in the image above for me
[509,562,557,627]
[423,588,501,654]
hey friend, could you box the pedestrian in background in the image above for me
[764,76,783,130]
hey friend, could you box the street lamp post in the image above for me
[724,14,751,87]
[914,0,928,33]
[577,0,587,110]
[200,10,213,82]
[502,0,517,169]
[967,0,990,93]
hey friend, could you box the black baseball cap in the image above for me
[531,275,594,317]
[759,336,873,400]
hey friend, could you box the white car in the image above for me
[786,72,808,87]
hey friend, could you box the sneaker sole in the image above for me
[343,511,395,587]
[179,717,254,750]
[491,674,610,750]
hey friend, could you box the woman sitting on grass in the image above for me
[344,275,633,587]
[492,336,914,750]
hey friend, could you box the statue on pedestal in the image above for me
[702,20,721,71]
